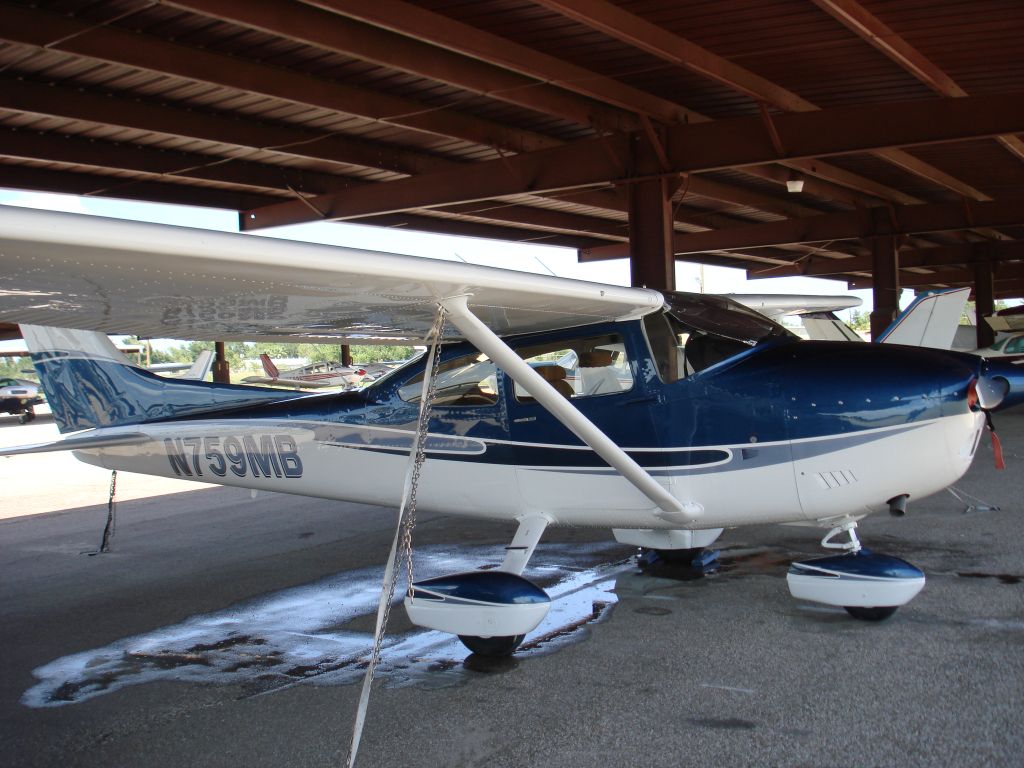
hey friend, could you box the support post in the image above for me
[627,130,676,291]
[869,235,900,341]
[974,260,996,349]
[501,515,550,575]
[628,178,675,290]
[213,341,230,384]
[341,344,353,367]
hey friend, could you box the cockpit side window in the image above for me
[512,333,633,401]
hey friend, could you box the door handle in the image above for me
[622,395,657,405]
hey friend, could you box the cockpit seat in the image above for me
[685,333,749,373]
[521,364,573,401]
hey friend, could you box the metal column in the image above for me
[869,235,900,341]
[212,341,230,384]
[974,260,996,349]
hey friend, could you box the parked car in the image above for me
[0,377,43,423]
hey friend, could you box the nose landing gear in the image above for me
[787,520,926,621]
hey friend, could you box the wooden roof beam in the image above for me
[1,126,636,238]
[0,165,280,210]
[241,92,1024,230]
[0,76,787,241]
[0,3,558,155]
[300,0,703,126]
[538,0,992,200]
[162,0,641,135]
[993,282,1024,300]
[849,263,1024,290]
[2,126,636,238]
[318,0,921,208]
[150,2,942,226]
[0,165,607,248]
[663,199,1024,257]
[748,240,1024,279]
[740,164,886,208]
[0,75,451,178]
[811,0,1024,164]
[0,126,350,196]
[678,175,824,218]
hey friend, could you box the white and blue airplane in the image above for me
[0,206,1021,656]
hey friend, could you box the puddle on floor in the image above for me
[23,543,631,708]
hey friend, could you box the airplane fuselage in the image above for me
[72,315,985,532]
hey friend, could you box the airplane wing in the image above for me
[730,294,862,320]
[147,362,192,373]
[0,430,149,457]
[0,207,663,344]
[985,306,1024,333]
[246,376,345,389]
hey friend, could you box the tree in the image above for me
[847,310,871,332]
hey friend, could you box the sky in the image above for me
[0,187,888,351]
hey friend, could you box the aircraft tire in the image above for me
[651,547,704,564]
[18,410,35,424]
[458,634,525,657]
[844,605,898,621]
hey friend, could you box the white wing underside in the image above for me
[731,293,862,319]
[0,207,663,343]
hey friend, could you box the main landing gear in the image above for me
[404,515,552,657]
[787,519,926,621]
[17,406,36,424]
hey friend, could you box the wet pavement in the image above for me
[0,409,1022,767]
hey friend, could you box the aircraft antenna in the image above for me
[346,306,447,768]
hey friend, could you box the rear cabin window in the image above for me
[513,333,633,402]
[398,352,499,406]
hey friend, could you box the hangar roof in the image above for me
[0,0,1022,299]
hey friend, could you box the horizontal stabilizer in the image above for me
[0,431,149,457]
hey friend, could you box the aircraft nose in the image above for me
[777,342,981,434]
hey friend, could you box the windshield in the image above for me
[644,293,796,384]
[663,292,794,345]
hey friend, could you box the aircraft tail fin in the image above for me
[260,353,280,378]
[21,325,302,434]
[877,287,970,348]
[183,349,215,381]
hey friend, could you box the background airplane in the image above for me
[243,353,375,389]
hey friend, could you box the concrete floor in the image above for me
[0,407,1022,767]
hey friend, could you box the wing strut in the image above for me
[441,295,700,523]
